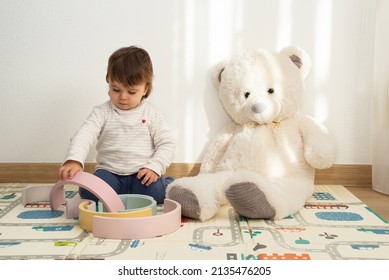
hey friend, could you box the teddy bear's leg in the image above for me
[168,187,201,219]
[226,182,276,219]
[166,171,233,221]
[225,170,314,219]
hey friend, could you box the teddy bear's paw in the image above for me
[167,187,201,220]
[225,182,276,219]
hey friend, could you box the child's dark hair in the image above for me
[106,46,153,98]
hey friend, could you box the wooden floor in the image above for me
[345,186,389,221]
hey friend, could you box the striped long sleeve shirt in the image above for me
[64,100,175,176]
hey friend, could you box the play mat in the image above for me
[0,183,388,260]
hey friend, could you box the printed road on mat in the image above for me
[0,184,388,260]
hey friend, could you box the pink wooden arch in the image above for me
[50,172,125,212]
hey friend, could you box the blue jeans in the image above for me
[79,169,174,204]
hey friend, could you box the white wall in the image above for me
[0,0,376,164]
[372,0,389,194]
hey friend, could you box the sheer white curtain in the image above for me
[372,0,389,194]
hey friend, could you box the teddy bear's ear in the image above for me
[211,61,227,90]
[280,46,312,80]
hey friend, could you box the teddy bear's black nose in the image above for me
[251,102,266,113]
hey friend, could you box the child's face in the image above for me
[108,80,147,110]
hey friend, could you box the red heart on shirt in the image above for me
[142,119,146,124]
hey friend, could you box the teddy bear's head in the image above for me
[212,46,311,125]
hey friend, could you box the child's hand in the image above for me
[58,160,83,181]
[137,168,159,186]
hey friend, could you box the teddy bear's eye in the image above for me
[244,92,250,99]
[267,88,274,94]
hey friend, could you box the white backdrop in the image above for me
[0,0,376,164]
[373,0,389,194]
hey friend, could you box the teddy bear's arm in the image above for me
[199,122,236,174]
[297,114,336,169]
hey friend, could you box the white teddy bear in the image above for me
[167,46,336,221]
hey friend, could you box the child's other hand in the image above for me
[58,160,83,181]
[137,168,159,186]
